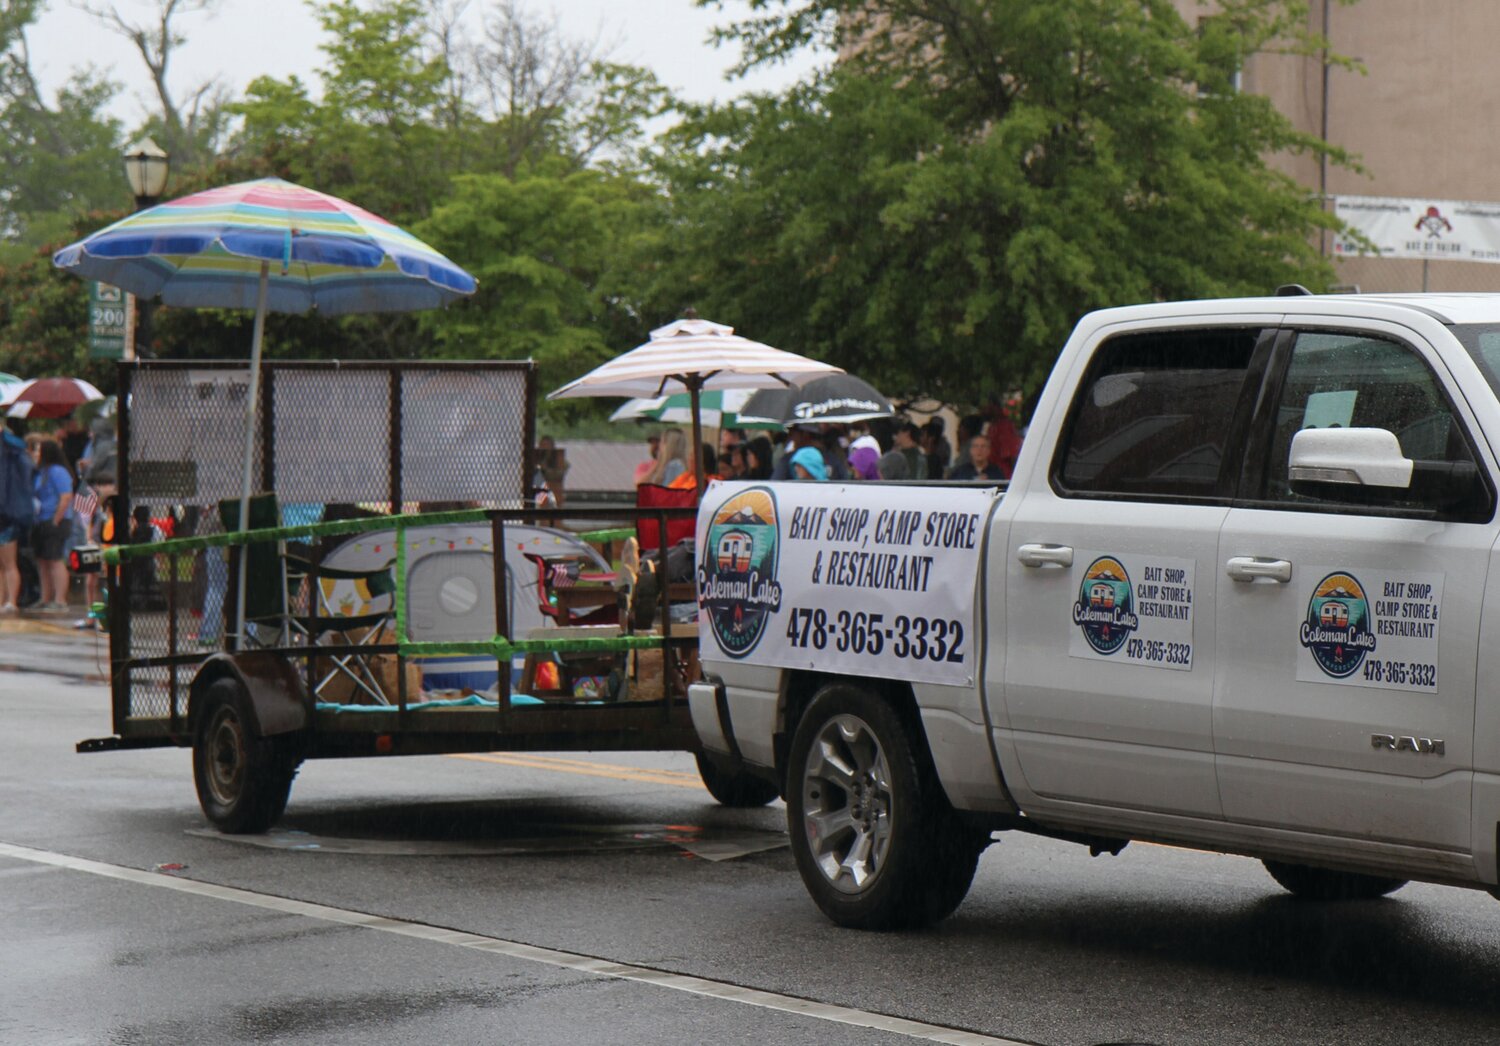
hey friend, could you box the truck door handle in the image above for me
[1225,556,1293,583]
[1017,543,1074,569]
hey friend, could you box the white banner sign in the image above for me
[1333,194,1500,264]
[695,481,999,685]
[1294,568,1443,693]
[1067,552,1196,671]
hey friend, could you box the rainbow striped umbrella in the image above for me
[52,177,475,315]
[53,177,476,643]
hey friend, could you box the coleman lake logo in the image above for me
[1073,556,1138,655]
[1300,571,1377,678]
[698,486,784,658]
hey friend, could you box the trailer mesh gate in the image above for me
[113,360,536,723]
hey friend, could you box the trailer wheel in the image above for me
[193,678,299,834]
[695,752,780,808]
[1262,860,1407,900]
[787,683,987,930]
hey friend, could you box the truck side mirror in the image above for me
[1288,427,1412,489]
[1289,425,1486,515]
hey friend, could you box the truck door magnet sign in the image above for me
[696,481,996,685]
[1296,568,1443,693]
[1068,552,1195,671]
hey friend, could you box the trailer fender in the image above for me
[189,653,311,740]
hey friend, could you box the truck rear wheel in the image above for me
[1262,859,1407,900]
[787,683,987,930]
[193,678,300,834]
[695,752,780,807]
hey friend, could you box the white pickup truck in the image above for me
[689,291,1500,929]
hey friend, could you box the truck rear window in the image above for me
[1054,328,1260,501]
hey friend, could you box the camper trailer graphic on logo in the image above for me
[1300,571,1377,678]
[1072,556,1139,655]
[697,487,783,658]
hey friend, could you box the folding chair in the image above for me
[632,483,698,632]
[521,551,620,628]
[292,554,399,704]
[219,495,399,703]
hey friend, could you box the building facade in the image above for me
[1175,0,1500,292]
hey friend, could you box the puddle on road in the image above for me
[188,823,788,861]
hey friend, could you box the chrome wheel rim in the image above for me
[800,713,893,894]
[205,707,247,806]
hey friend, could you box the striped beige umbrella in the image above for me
[550,316,841,489]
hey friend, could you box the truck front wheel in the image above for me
[787,683,987,930]
[1262,859,1407,900]
[193,678,300,834]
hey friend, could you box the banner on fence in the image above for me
[1334,194,1500,264]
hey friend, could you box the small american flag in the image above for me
[73,489,100,523]
[548,562,579,589]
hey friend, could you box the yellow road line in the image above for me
[450,752,705,789]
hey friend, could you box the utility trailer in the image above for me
[77,359,775,831]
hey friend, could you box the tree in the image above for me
[223,0,671,378]
[415,162,664,414]
[80,0,233,167]
[662,0,1352,404]
[0,221,114,391]
[0,0,125,264]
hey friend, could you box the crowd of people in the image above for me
[0,413,116,622]
[632,408,1023,489]
[0,398,1024,624]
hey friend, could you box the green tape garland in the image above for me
[575,527,635,543]
[103,507,491,565]
[399,634,675,658]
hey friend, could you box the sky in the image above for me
[25,0,825,130]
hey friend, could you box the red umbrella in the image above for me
[4,377,105,419]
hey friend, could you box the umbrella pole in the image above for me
[689,378,705,497]
[234,261,271,646]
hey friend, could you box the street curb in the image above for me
[0,615,88,637]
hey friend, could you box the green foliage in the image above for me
[416,165,664,418]
[0,215,115,391]
[234,0,452,221]
[670,0,1350,404]
[0,0,126,264]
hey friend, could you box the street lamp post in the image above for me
[121,138,170,357]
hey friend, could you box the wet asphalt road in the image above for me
[7,625,1500,1045]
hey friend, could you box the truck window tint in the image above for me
[1264,332,1476,508]
[1055,329,1258,500]
[1450,324,1500,396]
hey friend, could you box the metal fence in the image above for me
[113,359,537,720]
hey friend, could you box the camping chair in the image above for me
[291,552,399,704]
[219,495,399,703]
[632,483,698,632]
[635,482,697,552]
[521,551,620,628]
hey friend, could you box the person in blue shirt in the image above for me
[31,437,74,610]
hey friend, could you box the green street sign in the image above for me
[89,282,128,359]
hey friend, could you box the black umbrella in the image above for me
[738,374,893,426]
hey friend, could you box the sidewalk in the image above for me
[0,604,93,637]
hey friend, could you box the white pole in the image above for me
[234,261,271,646]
